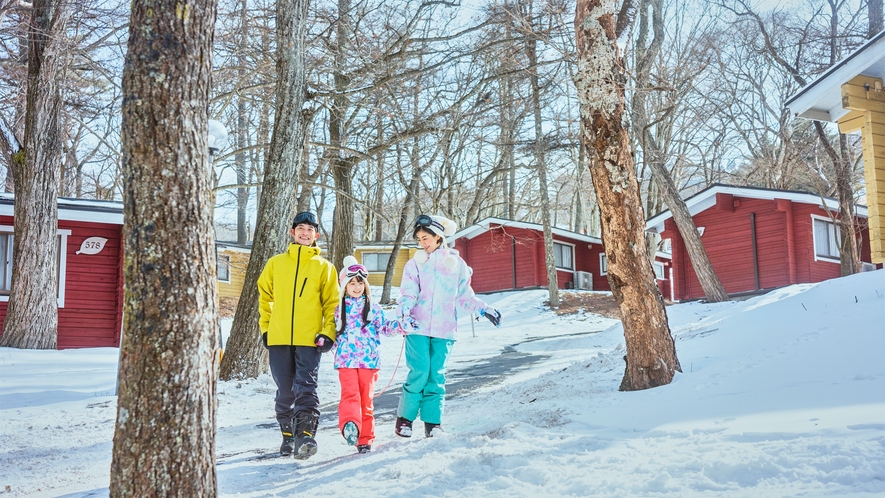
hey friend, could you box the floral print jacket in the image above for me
[333,296,398,369]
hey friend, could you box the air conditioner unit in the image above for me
[861,262,877,272]
[574,271,593,290]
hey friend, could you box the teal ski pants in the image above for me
[396,334,454,425]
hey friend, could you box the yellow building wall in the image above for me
[353,247,417,287]
[217,250,251,299]
[840,75,885,263]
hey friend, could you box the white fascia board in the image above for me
[0,194,124,225]
[645,185,868,233]
[216,245,252,254]
[785,30,885,121]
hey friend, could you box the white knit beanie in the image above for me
[336,255,373,330]
[413,215,459,269]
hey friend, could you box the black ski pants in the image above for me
[268,345,322,425]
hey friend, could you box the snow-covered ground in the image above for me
[1,271,884,497]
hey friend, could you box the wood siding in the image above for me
[354,247,415,287]
[664,194,875,301]
[217,249,250,299]
[0,216,124,348]
[454,225,609,293]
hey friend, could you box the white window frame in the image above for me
[362,252,391,273]
[0,226,70,308]
[653,261,665,280]
[600,253,608,275]
[811,214,841,263]
[217,254,231,283]
[552,241,575,272]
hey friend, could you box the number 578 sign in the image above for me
[76,237,108,255]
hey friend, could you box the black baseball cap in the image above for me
[292,211,319,229]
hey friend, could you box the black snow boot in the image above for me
[293,410,319,460]
[424,422,443,438]
[279,420,296,456]
[395,416,413,438]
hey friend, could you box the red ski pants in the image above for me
[337,368,379,446]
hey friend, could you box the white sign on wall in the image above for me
[76,237,108,255]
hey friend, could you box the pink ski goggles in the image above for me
[345,264,368,280]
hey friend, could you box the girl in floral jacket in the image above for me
[394,215,502,439]
[332,256,399,454]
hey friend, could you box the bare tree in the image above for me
[219,0,312,380]
[521,0,559,306]
[109,0,220,494]
[631,0,727,302]
[574,0,680,390]
[0,0,71,350]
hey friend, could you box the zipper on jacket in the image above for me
[299,277,308,297]
[291,245,302,346]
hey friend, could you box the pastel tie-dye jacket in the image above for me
[332,296,397,369]
[398,248,490,341]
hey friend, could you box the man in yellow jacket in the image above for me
[258,211,339,459]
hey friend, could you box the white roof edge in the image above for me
[0,193,125,225]
[452,217,603,245]
[645,185,868,233]
[785,30,885,119]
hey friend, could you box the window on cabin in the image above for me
[653,261,665,280]
[0,229,67,304]
[813,217,840,260]
[217,254,231,282]
[553,242,574,270]
[362,252,390,272]
[600,253,608,275]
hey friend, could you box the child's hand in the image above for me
[315,334,334,353]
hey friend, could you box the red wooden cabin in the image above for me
[0,195,124,348]
[645,184,879,302]
[451,217,610,293]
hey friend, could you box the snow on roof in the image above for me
[785,29,885,122]
[452,217,603,245]
[645,184,869,234]
[215,241,252,253]
[0,193,124,225]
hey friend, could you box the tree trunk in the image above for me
[573,0,680,391]
[328,0,353,269]
[219,0,312,381]
[109,0,219,495]
[0,0,70,350]
[381,142,425,304]
[524,0,559,307]
[630,0,727,303]
[871,0,884,38]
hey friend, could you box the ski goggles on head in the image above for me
[414,214,444,233]
[292,211,318,229]
[345,264,369,280]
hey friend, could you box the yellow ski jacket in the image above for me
[258,243,339,346]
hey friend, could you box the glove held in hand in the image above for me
[315,334,334,353]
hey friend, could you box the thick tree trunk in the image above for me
[573,0,680,391]
[0,0,70,350]
[219,0,311,380]
[109,0,220,495]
